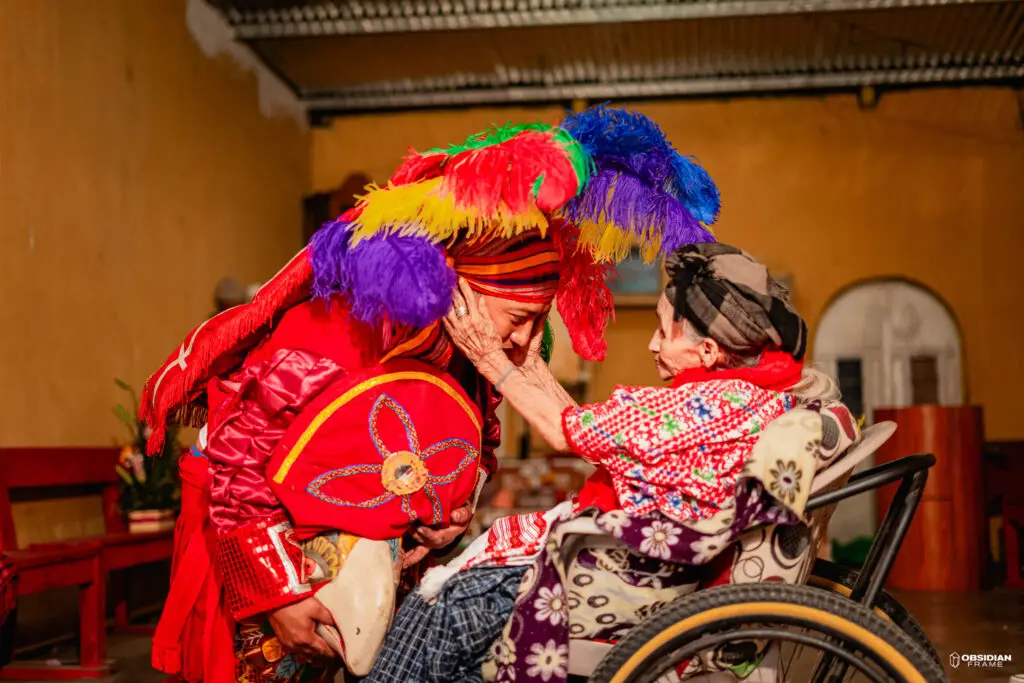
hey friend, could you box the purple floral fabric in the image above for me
[491,483,797,683]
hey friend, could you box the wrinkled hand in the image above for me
[513,312,549,376]
[444,279,506,367]
[268,597,336,661]
[402,501,474,568]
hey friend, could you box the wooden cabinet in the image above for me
[874,405,985,590]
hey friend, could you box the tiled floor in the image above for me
[7,590,1023,682]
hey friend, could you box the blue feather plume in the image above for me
[560,103,721,227]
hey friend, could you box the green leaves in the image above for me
[112,378,181,513]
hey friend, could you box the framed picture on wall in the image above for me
[608,246,666,307]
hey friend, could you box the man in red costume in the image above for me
[141,105,719,682]
[140,123,617,683]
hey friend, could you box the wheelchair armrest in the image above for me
[810,421,897,494]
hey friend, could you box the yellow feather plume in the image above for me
[578,221,664,263]
[349,178,550,246]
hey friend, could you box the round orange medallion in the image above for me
[381,450,428,495]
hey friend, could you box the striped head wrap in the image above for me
[378,230,560,365]
[449,230,560,305]
[664,242,807,360]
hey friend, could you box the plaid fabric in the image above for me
[664,243,807,360]
[366,566,526,683]
[563,380,792,522]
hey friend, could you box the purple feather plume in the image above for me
[310,220,456,327]
[560,104,721,227]
[564,166,713,253]
[310,219,353,301]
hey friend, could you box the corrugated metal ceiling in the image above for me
[208,0,1024,115]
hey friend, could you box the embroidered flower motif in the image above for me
[497,661,517,683]
[660,414,683,438]
[691,531,731,564]
[721,391,746,407]
[533,584,568,626]
[639,520,682,560]
[492,636,517,666]
[685,395,721,423]
[525,640,569,682]
[692,467,716,483]
[306,394,477,525]
[599,509,632,538]
[768,459,802,505]
[632,562,679,590]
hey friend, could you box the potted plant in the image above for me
[112,379,181,532]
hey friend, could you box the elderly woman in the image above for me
[445,241,822,524]
[365,242,853,683]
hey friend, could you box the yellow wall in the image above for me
[1,0,308,565]
[0,0,309,452]
[311,88,1024,440]
[311,105,568,192]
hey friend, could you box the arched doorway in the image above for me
[813,279,964,548]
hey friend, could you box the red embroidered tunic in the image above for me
[564,365,796,523]
[151,300,502,683]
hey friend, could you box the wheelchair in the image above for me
[527,418,946,683]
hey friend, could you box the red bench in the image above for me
[0,448,175,679]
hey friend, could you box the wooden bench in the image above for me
[0,448,175,679]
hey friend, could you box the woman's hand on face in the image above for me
[520,314,549,374]
[444,279,506,367]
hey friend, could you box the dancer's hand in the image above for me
[268,598,336,660]
[403,502,474,568]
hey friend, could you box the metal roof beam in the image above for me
[218,0,1023,39]
[301,64,1024,113]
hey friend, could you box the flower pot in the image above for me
[127,509,176,533]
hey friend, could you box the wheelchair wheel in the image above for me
[808,559,940,665]
[589,584,946,683]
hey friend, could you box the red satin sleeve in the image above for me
[206,348,346,533]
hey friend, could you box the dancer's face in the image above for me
[479,295,551,356]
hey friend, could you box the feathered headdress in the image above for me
[140,106,721,454]
[558,103,720,262]
[310,105,720,361]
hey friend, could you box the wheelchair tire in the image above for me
[808,559,941,665]
[589,583,946,683]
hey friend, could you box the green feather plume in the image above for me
[540,319,555,365]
